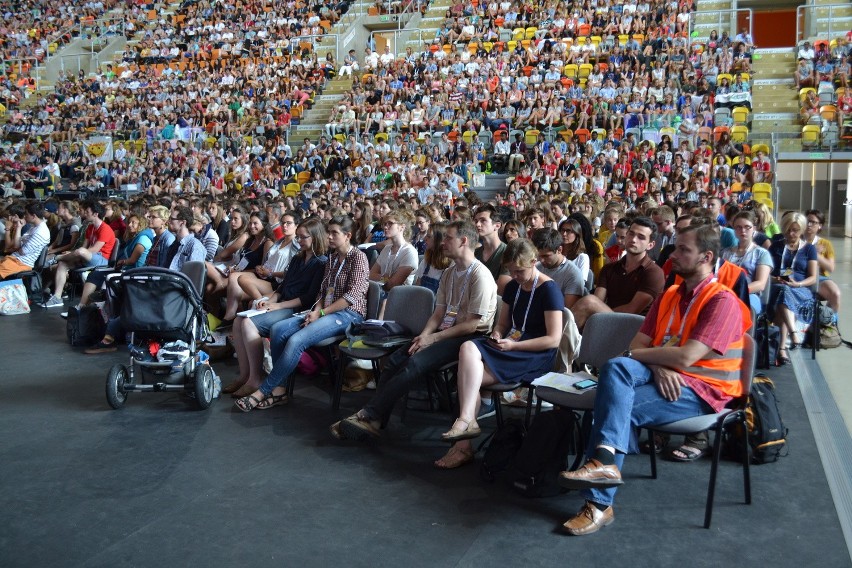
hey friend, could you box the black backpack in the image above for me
[480,419,525,483]
[510,409,577,498]
[728,374,788,464]
[66,305,107,347]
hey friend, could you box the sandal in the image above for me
[234,393,264,413]
[776,348,790,367]
[256,392,289,409]
[441,418,482,442]
[434,445,475,469]
[639,433,670,455]
[669,437,710,462]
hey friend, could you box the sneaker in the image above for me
[60,312,68,319]
[43,296,64,308]
[477,399,496,419]
[366,379,377,390]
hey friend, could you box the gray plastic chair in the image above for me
[333,285,436,412]
[646,334,755,529]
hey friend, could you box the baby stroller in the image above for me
[104,261,216,410]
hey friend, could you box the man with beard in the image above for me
[557,224,751,535]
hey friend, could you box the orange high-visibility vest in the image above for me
[652,280,752,397]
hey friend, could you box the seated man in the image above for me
[559,224,752,535]
[43,199,116,308]
[531,228,585,309]
[331,220,497,450]
[571,217,664,329]
[0,202,50,279]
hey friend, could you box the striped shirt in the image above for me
[14,221,50,267]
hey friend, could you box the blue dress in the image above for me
[770,240,817,326]
[474,278,563,384]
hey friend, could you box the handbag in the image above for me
[345,320,411,348]
[0,279,30,315]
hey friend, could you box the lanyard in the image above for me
[663,277,715,342]
[781,241,803,271]
[381,246,400,279]
[328,250,348,288]
[728,242,755,266]
[445,261,477,309]
[511,271,539,334]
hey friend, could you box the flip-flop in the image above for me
[434,445,474,469]
[234,394,263,413]
[256,393,289,409]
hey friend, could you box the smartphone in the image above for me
[574,379,598,391]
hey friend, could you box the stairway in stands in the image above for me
[690,0,734,39]
[750,50,800,153]
[290,75,352,143]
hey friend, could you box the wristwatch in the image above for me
[622,349,632,358]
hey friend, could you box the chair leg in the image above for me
[523,384,535,428]
[492,391,505,427]
[704,423,726,528]
[741,414,752,505]
[649,429,658,479]
[330,350,345,411]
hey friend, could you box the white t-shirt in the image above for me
[375,242,419,286]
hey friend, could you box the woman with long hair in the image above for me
[226,218,329,397]
[569,212,605,279]
[558,218,590,281]
[413,221,452,293]
[206,209,273,305]
[235,215,369,410]
[803,208,841,315]
[352,201,374,245]
[722,210,773,315]
[222,210,300,321]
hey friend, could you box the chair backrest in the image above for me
[32,245,49,271]
[180,261,207,296]
[109,239,122,265]
[554,307,581,373]
[384,285,436,335]
[366,280,382,321]
[579,312,645,369]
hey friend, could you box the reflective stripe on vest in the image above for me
[653,280,751,397]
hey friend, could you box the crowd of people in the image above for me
[0,0,846,539]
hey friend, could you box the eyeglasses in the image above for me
[295,234,311,241]
[169,217,181,222]
[281,220,296,226]
[382,221,398,228]
[806,220,820,226]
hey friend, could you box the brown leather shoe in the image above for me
[562,501,614,536]
[558,459,623,489]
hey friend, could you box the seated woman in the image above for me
[558,218,590,283]
[435,238,563,469]
[205,205,249,288]
[226,218,329,397]
[803,209,841,317]
[235,215,370,411]
[221,210,299,322]
[722,210,773,315]
[206,210,273,315]
[413,221,452,294]
[369,209,419,314]
[770,212,819,366]
[79,212,154,307]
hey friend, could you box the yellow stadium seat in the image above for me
[801,125,820,147]
[731,125,749,143]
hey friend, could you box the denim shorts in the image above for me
[86,254,109,268]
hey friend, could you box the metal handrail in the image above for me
[796,3,849,43]
[57,52,101,76]
[2,57,42,93]
[687,8,752,45]
[291,32,341,64]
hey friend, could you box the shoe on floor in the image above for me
[562,501,614,536]
[84,341,118,354]
[339,413,380,440]
[43,296,64,308]
[477,400,496,419]
[558,459,623,490]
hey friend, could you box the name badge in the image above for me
[234,258,249,272]
[324,286,335,306]
[781,268,793,277]
[506,328,523,341]
[440,310,457,331]
[663,335,680,347]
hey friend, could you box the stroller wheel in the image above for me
[194,365,215,410]
[106,364,130,409]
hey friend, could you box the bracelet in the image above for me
[320,308,325,317]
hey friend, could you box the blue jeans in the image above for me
[582,357,711,507]
[260,309,363,395]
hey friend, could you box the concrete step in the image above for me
[812,5,852,18]
[752,51,796,65]
[814,17,852,35]
[696,0,734,10]
[752,122,803,134]
[752,100,801,112]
